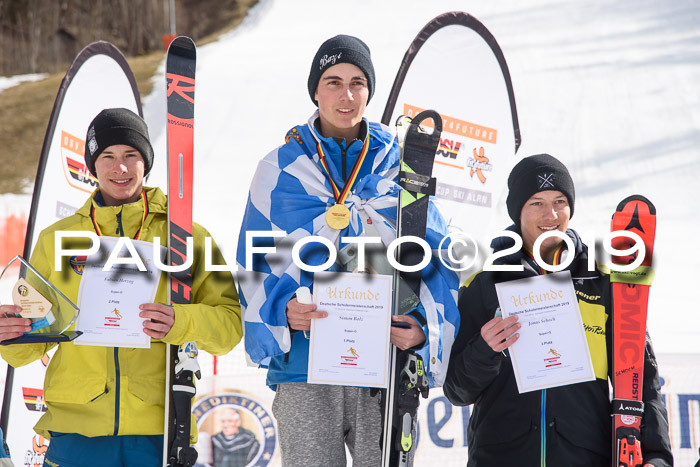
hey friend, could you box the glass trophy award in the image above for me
[0,255,81,344]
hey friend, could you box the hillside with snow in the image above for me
[140,0,700,354]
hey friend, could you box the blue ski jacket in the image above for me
[236,111,460,389]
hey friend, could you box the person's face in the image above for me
[94,144,145,206]
[220,409,241,436]
[314,62,369,140]
[519,190,570,258]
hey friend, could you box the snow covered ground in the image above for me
[0,73,47,93]
[141,0,700,354]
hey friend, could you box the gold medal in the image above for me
[326,203,351,230]
[316,137,369,231]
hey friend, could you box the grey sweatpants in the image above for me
[272,382,383,467]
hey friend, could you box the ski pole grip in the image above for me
[296,287,312,339]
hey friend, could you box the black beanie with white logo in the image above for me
[506,153,576,224]
[85,108,154,177]
[307,35,376,106]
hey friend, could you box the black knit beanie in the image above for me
[506,153,575,224]
[85,108,154,177]
[307,35,376,106]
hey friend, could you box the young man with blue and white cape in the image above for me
[236,35,459,467]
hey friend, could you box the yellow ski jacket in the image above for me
[0,187,242,441]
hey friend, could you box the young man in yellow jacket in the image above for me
[0,108,242,466]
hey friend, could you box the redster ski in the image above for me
[163,36,199,467]
[381,110,442,467]
[610,195,656,467]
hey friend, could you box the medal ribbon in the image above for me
[524,243,564,274]
[90,189,149,240]
[316,136,370,205]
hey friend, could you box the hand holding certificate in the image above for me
[307,272,393,388]
[495,271,595,393]
[75,237,164,348]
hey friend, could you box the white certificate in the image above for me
[307,272,393,388]
[75,237,165,348]
[495,271,595,393]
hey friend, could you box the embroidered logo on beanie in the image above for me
[307,35,376,105]
[83,108,154,178]
[505,154,576,224]
[319,53,342,69]
[538,173,555,189]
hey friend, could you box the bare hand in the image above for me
[286,297,327,331]
[481,315,520,352]
[390,315,426,350]
[140,303,175,339]
[0,305,32,342]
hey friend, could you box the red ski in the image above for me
[163,36,198,467]
[610,195,656,467]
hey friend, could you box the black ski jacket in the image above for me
[444,227,673,467]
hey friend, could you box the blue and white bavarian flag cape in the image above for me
[236,112,459,386]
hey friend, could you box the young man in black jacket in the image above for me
[444,154,672,466]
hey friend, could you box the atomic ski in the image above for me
[163,36,199,467]
[381,110,442,467]
[610,195,656,467]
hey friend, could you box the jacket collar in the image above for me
[75,186,166,238]
[307,111,369,153]
[490,225,598,279]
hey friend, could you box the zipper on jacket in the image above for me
[116,208,124,236]
[113,347,121,435]
[540,389,546,467]
[341,145,347,182]
[113,208,124,435]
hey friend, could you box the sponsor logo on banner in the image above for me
[435,182,492,208]
[436,138,462,160]
[56,200,78,220]
[60,131,98,193]
[23,434,49,467]
[403,104,498,203]
[403,104,497,144]
[193,392,277,467]
[467,147,494,184]
[22,387,47,412]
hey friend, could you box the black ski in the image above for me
[381,110,442,467]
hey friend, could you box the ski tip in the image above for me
[409,109,443,135]
[614,195,656,215]
[167,36,196,58]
